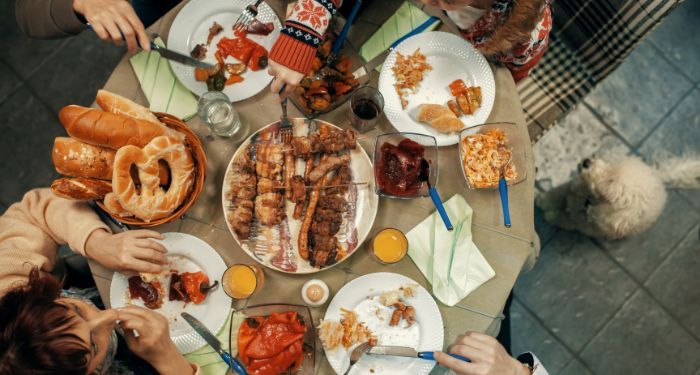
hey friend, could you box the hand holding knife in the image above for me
[181,312,248,375]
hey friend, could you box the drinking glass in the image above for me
[348,86,384,133]
[221,264,265,299]
[370,228,408,265]
[197,91,242,137]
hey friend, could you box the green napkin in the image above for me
[185,312,246,374]
[406,195,495,307]
[358,1,440,71]
[129,38,198,121]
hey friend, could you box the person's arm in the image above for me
[268,0,342,97]
[0,188,110,293]
[15,0,87,39]
[516,352,549,375]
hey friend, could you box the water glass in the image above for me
[348,86,384,133]
[197,91,242,137]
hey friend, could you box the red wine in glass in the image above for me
[352,99,380,120]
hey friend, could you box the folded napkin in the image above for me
[185,312,246,375]
[129,38,198,120]
[407,195,495,307]
[358,1,440,70]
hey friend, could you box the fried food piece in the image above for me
[447,99,461,116]
[289,176,306,203]
[416,103,464,134]
[308,154,350,182]
[207,22,223,45]
[389,309,402,327]
[403,306,416,327]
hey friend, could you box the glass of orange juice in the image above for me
[221,264,265,299]
[371,228,408,264]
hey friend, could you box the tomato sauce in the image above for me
[375,138,426,197]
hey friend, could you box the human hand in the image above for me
[72,0,150,53]
[268,60,305,100]
[434,332,531,375]
[118,306,194,374]
[85,229,168,274]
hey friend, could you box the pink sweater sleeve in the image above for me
[0,188,110,294]
[269,0,342,74]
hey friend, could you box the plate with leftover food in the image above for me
[109,232,229,353]
[167,0,281,101]
[459,122,527,189]
[228,304,316,374]
[321,273,443,375]
[378,31,495,146]
[222,118,378,274]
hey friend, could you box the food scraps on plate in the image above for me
[127,270,213,309]
[460,128,517,188]
[238,312,307,375]
[392,49,432,109]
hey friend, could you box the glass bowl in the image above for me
[373,132,438,199]
[228,304,315,374]
[289,34,370,119]
[458,122,528,190]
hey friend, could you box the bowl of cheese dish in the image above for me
[458,122,527,189]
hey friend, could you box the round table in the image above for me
[87,1,539,373]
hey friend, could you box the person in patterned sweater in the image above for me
[268,0,551,95]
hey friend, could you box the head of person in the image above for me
[0,268,118,374]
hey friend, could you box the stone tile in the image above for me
[645,224,700,338]
[580,289,700,375]
[559,359,593,375]
[584,41,693,146]
[27,31,124,112]
[533,104,630,191]
[510,299,572,373]
[599,191,700,281]
[648,0,700,82]
[534,205,557,246]
[0,88,61,203]
[0,62,21,103]
[638,88,700,208]
[514,230,637,351]
[358,0,405,26]
[0,1,70,79]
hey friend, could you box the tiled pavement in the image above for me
[1,0,699,374]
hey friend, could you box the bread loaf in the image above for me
[58,105,183,150]
[96,90,161,125]
[416,104,464,134]
[51,177,113,200]
[52,137,115,180]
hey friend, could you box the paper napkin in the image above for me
[406,195,495,307]
[358,1,440,70]
[185,312,245,374]
[129,38,198,120]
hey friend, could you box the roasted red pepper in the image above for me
[247,340,303,375]
[305,87,329,96]
[332,82,352,96]
[226,75,244,85]
[248,45,268,71]
[217,37,255,64]
[335,56,351,73]
[449,79,468,96]
[181,272,208,304]
[237,312,307,375]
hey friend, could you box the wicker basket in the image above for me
[96,113,208,227]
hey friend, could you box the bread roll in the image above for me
[416,104,464,134]
[51,177,113,200]
[96,90,160,125]
[430,116,464,133]
[52,137,115,180]
[58,105,183,150]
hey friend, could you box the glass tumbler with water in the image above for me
[197,91,242,137]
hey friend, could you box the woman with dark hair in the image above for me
[0,189,199,374]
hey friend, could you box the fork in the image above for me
[233,0,265,32]
[279,84,293,141]
[343,342,372,375]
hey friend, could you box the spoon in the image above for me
[199,280,219,294]
[419,159,453,231]
[494,146,512,228]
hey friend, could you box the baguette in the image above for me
[96,89,160,125]
[58,105,182,149]
[52,137,115,180]
[51,177,113,200]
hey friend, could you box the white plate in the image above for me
[378,31,496,146]
[324,273,444,375]
[222,119,379,274]
[109,232,229,354]
[167,0,281,102]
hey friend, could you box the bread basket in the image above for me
[96,113,208,227]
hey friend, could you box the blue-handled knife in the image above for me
[181,312,247,375]
[368,345,470,363]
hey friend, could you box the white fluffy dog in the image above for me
[537,155,700,240]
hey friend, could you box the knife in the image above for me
[353,15,439,78]
[367,345,471,363]
[181,312,248,375]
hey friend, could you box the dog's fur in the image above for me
[537,155,700,240]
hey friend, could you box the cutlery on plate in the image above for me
[181,312,248,375]
[233,0,265,32]
[419,159,454,231]
[353,16,438,78]
[367,345,471,363]
[344,342,372,375]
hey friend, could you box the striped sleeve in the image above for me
[269,0,341,74]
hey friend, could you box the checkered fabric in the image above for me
[521,0,684,143]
